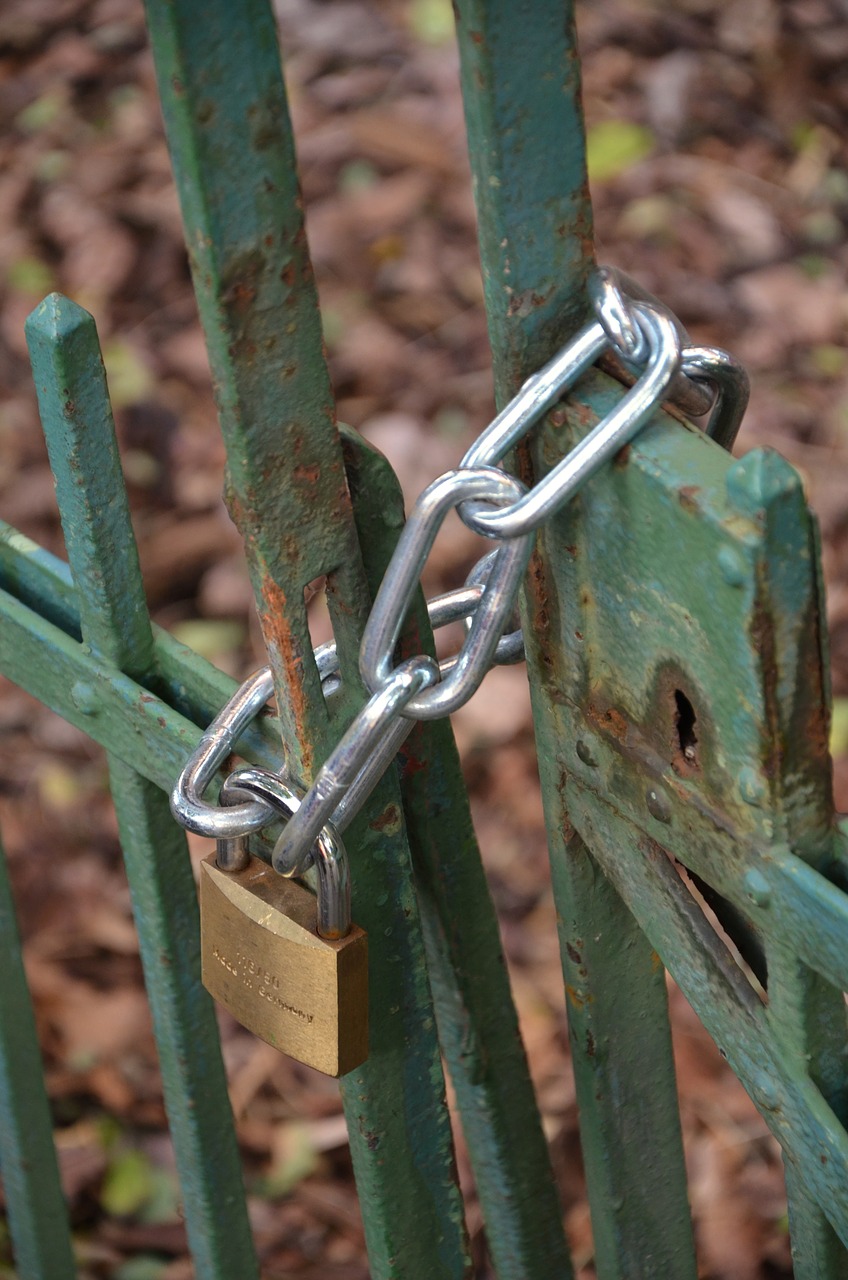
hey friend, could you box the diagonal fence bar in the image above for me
[26,294,260,1280]
[566,789,848,1251]
[0,826,76,1280]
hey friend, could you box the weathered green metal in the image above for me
[342,426,573,1279]
[0,3,844,1275]
[141,0,366,774]
[455,4,698,1274]
[2,450,571,1279]
[519,362,848,1269]
[0,829,76,1280]
[0,521,281,771]
[454,0,594,398]
[142,3,472,1273]
[25,295,260,1280]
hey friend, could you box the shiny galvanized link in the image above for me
[459,302,681,540]
[171,563,530,843]
[272,655,438,876]
[172,666,276,839]
[463,550,524,665]
[590,266,750,448]
[589,265,651,364]
[220,767,351,939]
[360,466,534,718]
[312,570,526,843]
[590,266,715,419]
[317,585,525,845]
[680,345,750,452]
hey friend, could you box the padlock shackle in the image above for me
[221,767,351,940]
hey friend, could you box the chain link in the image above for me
[171,267,749,927]
[170,554,526,842]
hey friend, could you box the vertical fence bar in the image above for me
[743,448,848,1274]
[25,295,260,1280]
[771,956,848,1278]
[142,3,471,1274]
[454,0,594,397]
[0,826,76,1280]
[342,429,573,1280]
[453,3,698,1275]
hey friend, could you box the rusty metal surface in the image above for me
[455,3,698,1274]
[529,367,848,1271]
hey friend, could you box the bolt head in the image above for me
[717,545,746,587]
[71,680,98,715]
[646,787,672,824]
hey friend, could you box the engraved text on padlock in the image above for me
[200,852,368,1077]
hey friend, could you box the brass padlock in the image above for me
[200,767,367,1078]
[200,853,367,1077]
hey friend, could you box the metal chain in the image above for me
[171,553,524,841]
[171,268,750,932]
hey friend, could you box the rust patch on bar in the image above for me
[369,803,402,833]
[258,573,313,776]
[294,463,321,484]
[586,702,628,743]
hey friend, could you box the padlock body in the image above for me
[200,853,367,1077]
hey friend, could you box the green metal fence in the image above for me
[0,2,846,1277]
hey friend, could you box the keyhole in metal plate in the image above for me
[674,689,698,762]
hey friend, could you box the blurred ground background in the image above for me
[0,0,847,1276]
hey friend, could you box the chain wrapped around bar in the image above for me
[172,271,749,884]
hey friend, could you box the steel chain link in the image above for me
[171,268,750,932]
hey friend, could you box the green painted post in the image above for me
[342,428,573,1279]
[770,956,848,1279]
[453,0,594,398]
[142,3,471,1273]
[453,3,698,1274]
[0,828,76,1280]
[25,295,260,1280]
[507,351,848,1263]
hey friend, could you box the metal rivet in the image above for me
[739,766,765,807]
[751,1074,780,1112]
[646,787,672,824]
[576,738,598,767]
[743,869,771,908]
[717,546,745,587]
[71,680,98,715]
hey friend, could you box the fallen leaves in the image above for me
[0,0,846,1276]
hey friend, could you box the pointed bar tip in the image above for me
[24,291,95,346]
[726,447,804,518]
